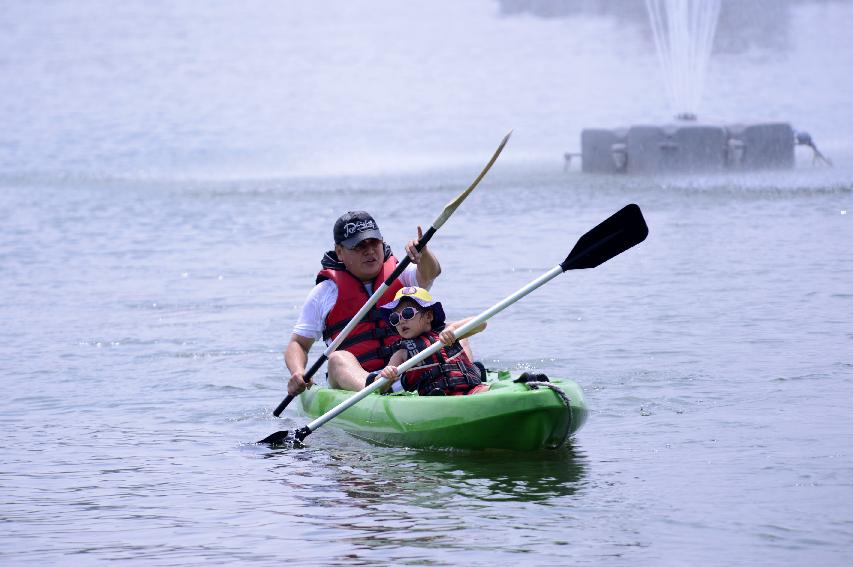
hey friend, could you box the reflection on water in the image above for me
[348,446,583,504]
[254,439,589,562]
[259,440,587,504]
[410,446,587,501]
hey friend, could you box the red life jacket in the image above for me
[317,252,403,372]
[397,330,483,395]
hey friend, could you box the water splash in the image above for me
[646,0,721,118]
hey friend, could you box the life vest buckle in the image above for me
[366,308,384,322]
[370,326,393,339]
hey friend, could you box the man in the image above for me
[285,211,440,395]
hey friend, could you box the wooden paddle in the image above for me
[259,203,649,445]
[272,131,512,417]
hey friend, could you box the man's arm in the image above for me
[285,279,335,396]
[284,334,315,396]
[405,225,441,288]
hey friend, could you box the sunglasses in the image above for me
[388,306,421,327]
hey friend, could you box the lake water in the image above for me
[2,1,852,565]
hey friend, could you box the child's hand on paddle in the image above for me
[439,328,457,346]
[380,366,399,382]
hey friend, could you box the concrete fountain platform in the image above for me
[580,121,796,174]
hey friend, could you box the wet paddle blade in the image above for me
[560,204,648,271]
[257,427,311,448]
[258,430,296,446]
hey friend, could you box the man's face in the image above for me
[336,238,384,281]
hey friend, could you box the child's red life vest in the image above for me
[397,330,483,395]
[317,254,403,372]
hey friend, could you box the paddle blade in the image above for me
[560,204,648,271]
[258,430,291,444]
[432,130,512,229]
[257,430,306,448]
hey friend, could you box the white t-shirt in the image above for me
[292,264,423,343]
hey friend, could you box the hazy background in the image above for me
[2,0,852,180]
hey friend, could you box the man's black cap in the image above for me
[333,211,384,249]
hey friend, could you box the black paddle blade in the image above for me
[257,430,305,448]
[560,204,648,271]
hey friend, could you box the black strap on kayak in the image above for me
[522,380,573,449]
[514,371,550,384]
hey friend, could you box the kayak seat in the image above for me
[473,361,488,381]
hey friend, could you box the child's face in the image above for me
[391,300,433,339]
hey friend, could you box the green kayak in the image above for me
[297,370,588,451]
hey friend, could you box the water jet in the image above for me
[576,0,830,174]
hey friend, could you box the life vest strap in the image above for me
[336,327,397,351]
[414,361,482,395]
[354,343,397,366]
[322,307,385,341]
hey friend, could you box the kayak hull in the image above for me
[297,370,587,451]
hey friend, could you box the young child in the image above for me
[372,286,488,396]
